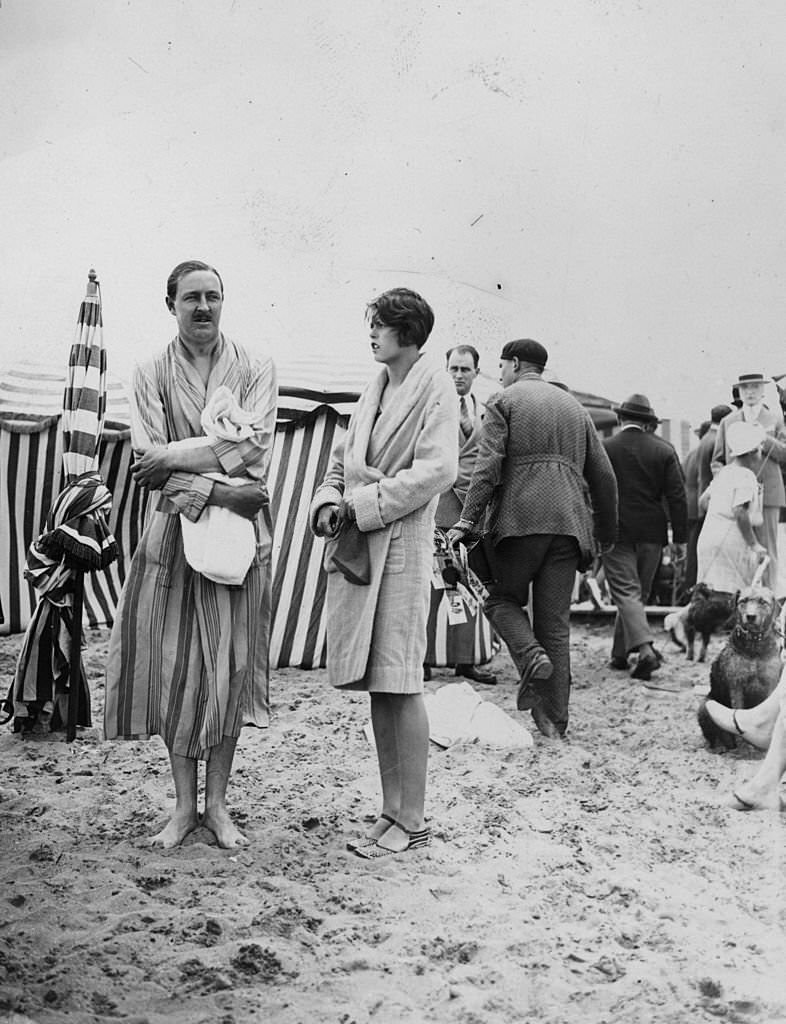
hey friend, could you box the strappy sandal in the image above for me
[345,813,396,852]
[354,821,432,859]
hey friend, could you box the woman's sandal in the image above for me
[346,813,396,852]
[354,821,432,859]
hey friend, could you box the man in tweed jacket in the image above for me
[449,339,618,738]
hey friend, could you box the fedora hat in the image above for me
[616,393,659,423]
[733,372,769,388]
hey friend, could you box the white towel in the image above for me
[169,386,258,586]
[363,681,534,750]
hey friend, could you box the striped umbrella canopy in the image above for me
[2,270,117,740]
[62,268,107,484]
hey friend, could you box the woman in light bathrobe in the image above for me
[311,289,459,859]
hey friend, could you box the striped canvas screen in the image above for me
[1,361,493,668]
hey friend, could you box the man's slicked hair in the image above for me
[166,260,224,302]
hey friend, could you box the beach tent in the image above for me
[0,359,615,665]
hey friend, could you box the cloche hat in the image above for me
[726,421,765,458]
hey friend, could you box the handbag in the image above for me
[325,520,371,586]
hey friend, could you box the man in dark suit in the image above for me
[428,344,497,685]
[712,372,786,592]
[697,404,732,501]
[602,394,687,681]
[680,434,704,600]
[449,339,618,738]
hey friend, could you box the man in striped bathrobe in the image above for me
[104,261,277,849]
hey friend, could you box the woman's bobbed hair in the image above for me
[366,288,434,349]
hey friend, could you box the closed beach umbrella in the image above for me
[2,270,117,740]
[62,268,106,483]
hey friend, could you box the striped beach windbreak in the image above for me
[0,358,501,668]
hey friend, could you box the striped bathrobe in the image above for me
[104,336,277,760]
[310,354,459,692]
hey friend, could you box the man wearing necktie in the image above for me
[711,371,786,592]
[426,345,498,685]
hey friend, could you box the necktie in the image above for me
[459,396,472,439]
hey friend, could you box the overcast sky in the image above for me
[1,0,785,424]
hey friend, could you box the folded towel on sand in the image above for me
[364,681,533,750]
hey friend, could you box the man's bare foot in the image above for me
[705,701,773,751]
[203,806,249,849]
[150,809,199,849]
[729,784,786,812]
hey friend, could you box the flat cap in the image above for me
[710,403,732,424]
[499,338,548,368]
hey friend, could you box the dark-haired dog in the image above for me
[667,583,735,662]
[697,586,782,751]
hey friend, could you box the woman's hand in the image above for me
[315,503,342,538]
[131,446,173,490]
[752,541,768,563]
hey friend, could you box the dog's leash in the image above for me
[750,554,771,591]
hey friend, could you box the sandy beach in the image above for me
[1,618,785,1024]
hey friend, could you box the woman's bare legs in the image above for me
[368,693,402,841]
[370,692,429,853]
[150,752,199,848]
[731,710,786,811]
[705,672,786,751]
[203,735,249,849]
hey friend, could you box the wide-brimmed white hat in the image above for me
[726,420,765,457]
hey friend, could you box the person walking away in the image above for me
[680,425,707,600]
[601,394,687,682]
[449,339,618,738]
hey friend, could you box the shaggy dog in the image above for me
[697,586,782,751]
[666,583,735,662]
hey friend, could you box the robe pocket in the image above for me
[382,521,406,575]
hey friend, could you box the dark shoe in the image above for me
[455,664,498,685]
[631,653,660,681]
[530,702,563,739]
[609,656,629,670]
[516,652,554,711]
[423,664,432,682]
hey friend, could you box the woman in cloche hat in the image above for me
[697,420,768,593]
